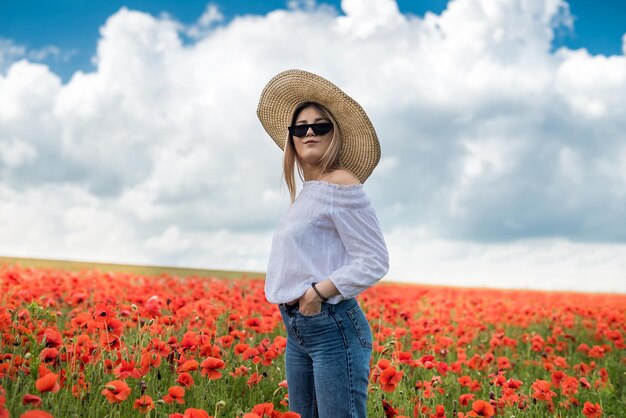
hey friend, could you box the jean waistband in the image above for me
[278,297,358,314]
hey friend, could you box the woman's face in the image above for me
[291,106,334,167]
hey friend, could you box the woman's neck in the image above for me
[302,166,331,182]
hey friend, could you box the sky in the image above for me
[1,0,625,294]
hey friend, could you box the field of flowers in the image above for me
[0,264,624,417]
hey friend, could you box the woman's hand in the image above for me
[298,287,323,316]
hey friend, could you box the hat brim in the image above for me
[257,69,380,184]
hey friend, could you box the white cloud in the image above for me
[1,0,625,292]
[0,38,77,73]
[0,137,37,168]
[386,230,626,293]
[186,4,224,39]
[0,38,26,73]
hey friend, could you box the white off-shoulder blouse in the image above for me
[265,180,390,305]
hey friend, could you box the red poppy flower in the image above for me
[133,395,155,413]
[180,332,199,352]
[247,372,263,388]
[35,373,60,393]
[93,303,115,322]
[230,365,250,377]
[113,360,142,379]
[467,399,495,417]
[162,386,185,404]
[39,348,59,364]
[177,359,199,373]
[40,328,63,348]
[105,318,124,337]
[200,357,225,380]
[20,411,55,418]
[241,348,261,363]
[140,351,161,369]
[182,408,211,418]
[579,377,591,389]
[216,335,234,348]
[381,398,399,418]
[244,317,262,332]
[377,358,391,369]
[459,393,475,407]
[234,343,249,355]
[531,380,556,402]
[379,366,403,392]
[101,380,131,403]
[22,394,43,406]
[176,372,195,387]
[99,333,122,351]
[70,312,91,329]
[261,349,278,366]
[504,378,523,390]
[430,404,445,418]
[582,401,602,418]
[251,402,273,416]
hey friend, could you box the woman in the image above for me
[257,69,389,418]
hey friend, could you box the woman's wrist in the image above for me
[300,279,340,303]
[311,282,329,302]
[313,278,340,300]
[305,286,324,303]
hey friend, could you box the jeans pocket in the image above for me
[297,309,328,319]
[346,305,372,349]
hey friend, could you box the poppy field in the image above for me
[0,264,624,417]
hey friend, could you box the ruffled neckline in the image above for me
[303,179,363,189]
[301,180,369,208]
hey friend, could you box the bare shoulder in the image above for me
[326,169,361,186]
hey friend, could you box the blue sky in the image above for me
[1,0,625,83]
[1,0,626,293]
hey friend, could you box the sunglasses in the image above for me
[288,122,333,138]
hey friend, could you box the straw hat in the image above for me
[257,69,380,184]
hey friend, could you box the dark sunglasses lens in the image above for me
[289,125,309,137]
[288,123,333,137]
[312,123,333,135]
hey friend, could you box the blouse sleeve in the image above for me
[328,192,390,299]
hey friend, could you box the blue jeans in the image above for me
[278,297,373,418]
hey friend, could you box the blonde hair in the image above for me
[282,102,344,203]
